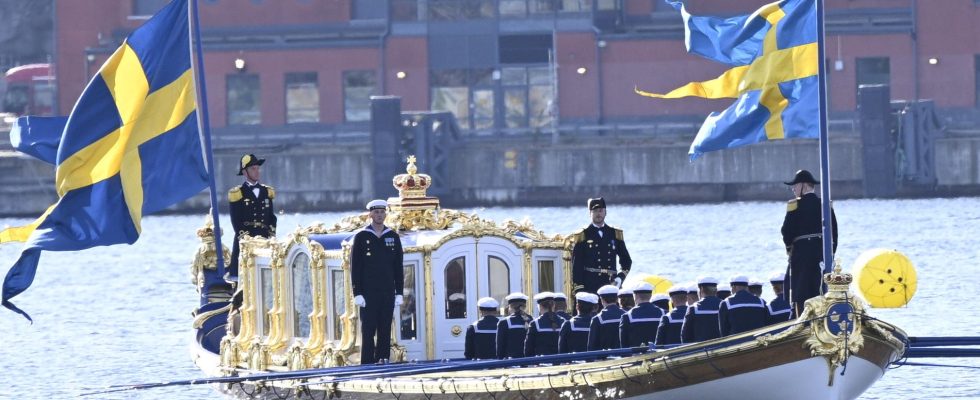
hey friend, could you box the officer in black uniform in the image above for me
[681,277,722,343]
[571,198,632,294]
[656,285,689,346]
[525,292,564,357]
[767,272,793,324]
[781,169,837,316]
[554,292,571,321]
[464,297,500,360]
[559,292,598,353]
[351,199,404,365]
[496,292,531,359]
[588,285,625,350]
[719,275,768,337]
[228,153,277,278]
[620,282,663,347]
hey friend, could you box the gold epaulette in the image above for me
[787,199,798,212]
[228,187,242,203]
[611,226,624,241]
[266,185,275,199]
[570,228,586,243]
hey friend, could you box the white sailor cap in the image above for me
[749,278,765,287]
[448,292,465,302]
[686,284,699,294]
[667,285,688,295]
[632,281,654,293]
[504,292,528,303]
[575,292,599,304]
[651,293,670,303]
[729,275,750,285]
[553,292,568,301]
[769,271,786,283]
[366,199,388,210]
[717,283,732,293]
[696,276,719,286]
[477,297,499,309]
[533,292,555,303]
[597,285,620,296]
[618,287,634,296]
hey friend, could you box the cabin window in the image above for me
[488,256,510,307]
[331,269,345,340]
[537,260,555,292]
[227,73,261,125]
[445,257,467,319]
[291,253,312,337]
[285,72,319,124]
[260,267,274,336]
[400,264,418,340]
[343,70,376,122]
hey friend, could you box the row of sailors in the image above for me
[464,272,793,360]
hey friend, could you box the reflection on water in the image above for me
[1,198,978,399]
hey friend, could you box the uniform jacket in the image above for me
[781,193,837,254]
[524,312,564,356]
[229,182,277,239]
[350,226,404,301]
[719,290,769,336]
[767,294,793,324]
[620,302,664,347]
[496,313,530,359]
[681,296,722,343]
[558,312,594,353]
[588,304,625,350]
[571,224,632,293]
[464,315,499,360]
[656,305,687,346]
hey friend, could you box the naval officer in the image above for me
[619,282,663,347]
[681,276,722,343]
[781,169,837,316]
[464,297,500,360]
[228,153,277,277]
[558,292,599,353]
[350,199,404,365]
[587,285,625,350]
[571,198,632,294]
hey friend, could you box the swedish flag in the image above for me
[1,0,207,321]
[636,0,818,159]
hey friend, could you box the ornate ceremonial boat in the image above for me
[188,158,908,400]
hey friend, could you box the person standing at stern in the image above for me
[781,169,837,317]
[228,153,277,278]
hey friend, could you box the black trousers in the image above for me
[787,241,824,313]
[360,295,395,364]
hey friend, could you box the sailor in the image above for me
[350,199,404,365]
[447,292,466,319]
[716,283,732,301]
[767,272,793,324]
[748,278,765,297]
[619,282,663,347]
[465,297,500,360]
[681,276,722,343]
[781,169,838,317]
[651,293,671,312]
[719,275,768,336]
[686,284,700,306]
[228,153,277,278]
[553,292,571,321]
[525,292,564,357]
[570,198,632,294]
[496,292,531,359]
[656,285,689,346]
[559,292,599,353]
[587,285,626,350]
[618,286,636,311]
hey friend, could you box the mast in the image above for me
[815,0,834,273]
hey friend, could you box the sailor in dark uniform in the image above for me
[618,286,636,311]
[719,275,768,337]
[781,169,837,316]
[767,272,793,324]
[525,292,565,357]
[681,277,722,343]
[559,292,598,353]
[685,284,700,306]
[716,283,732,301]
[464,297,500,360]
[350,199,404,365]
[619,282,663,347]
[228,153,277,278]
[571,198,632,294]
[748,278,765,297]
[656,285,689,346]
[588,285,625,350]
[651,293,671,312]
[496,292,531,359]
[554,292,571,321]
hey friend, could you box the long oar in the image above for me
[908,336,980,347]
[905,347,980,358]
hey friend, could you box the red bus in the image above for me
[2,63,56,117]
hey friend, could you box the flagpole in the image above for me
[189,0,227,294]
[815,0,834,273]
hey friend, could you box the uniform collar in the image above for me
[591,223,606,230]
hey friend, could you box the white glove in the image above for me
[614,277,623,288]
[394,295,403,307]
[354,295,366,307]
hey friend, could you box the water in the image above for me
[1,198,978,399]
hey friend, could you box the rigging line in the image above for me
[450,378,464,400]
[619,365,642,384]
[662,357,687,382]
[270,383,291,400]
[703,347,726,377]
[515,377,529,400]
[419,378,433,400]
[388,378,402,400]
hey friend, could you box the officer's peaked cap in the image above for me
[366,199,388,210]
[729,275,750,285]
[504,292,528,303]
[238,153,265,175]
[784,169,819,185]
[575,292,599,304]
[597,285,619,296]
[588,197,606,210]
[477,297,499,309]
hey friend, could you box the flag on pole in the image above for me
[636,0,818,159]
[1,0,206,321]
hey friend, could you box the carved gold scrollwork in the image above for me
[797,265,867,386]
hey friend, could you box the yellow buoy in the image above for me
[852,249,917,308]
[642,275,674,295]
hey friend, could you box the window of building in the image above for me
[445,257,467,319]
[291,253,312,337]
[559,0,592,12]
[501,66,555,129]
[430,69,494,130]
[488,256,510,307]
[400,264,418,341]
[856,57,890,92]
[132,0,169,16]
[343,70,376,122]
[429,0,494,20]
[596,0,617,10]
[285,72,319,124]
[227,74,261,125]
[500,34,553,64]
[537,260,555,292]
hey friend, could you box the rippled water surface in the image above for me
[1,198,978,399]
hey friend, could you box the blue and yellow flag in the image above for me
[636,0,818,159]
[1,0,207,321]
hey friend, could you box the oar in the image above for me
[908,336,980,347]
[905,347,980,358]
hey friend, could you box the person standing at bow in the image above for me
[570,198,632,294]
[351,200,404,365]
[228,153,277,278]
[781,169,837,317]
